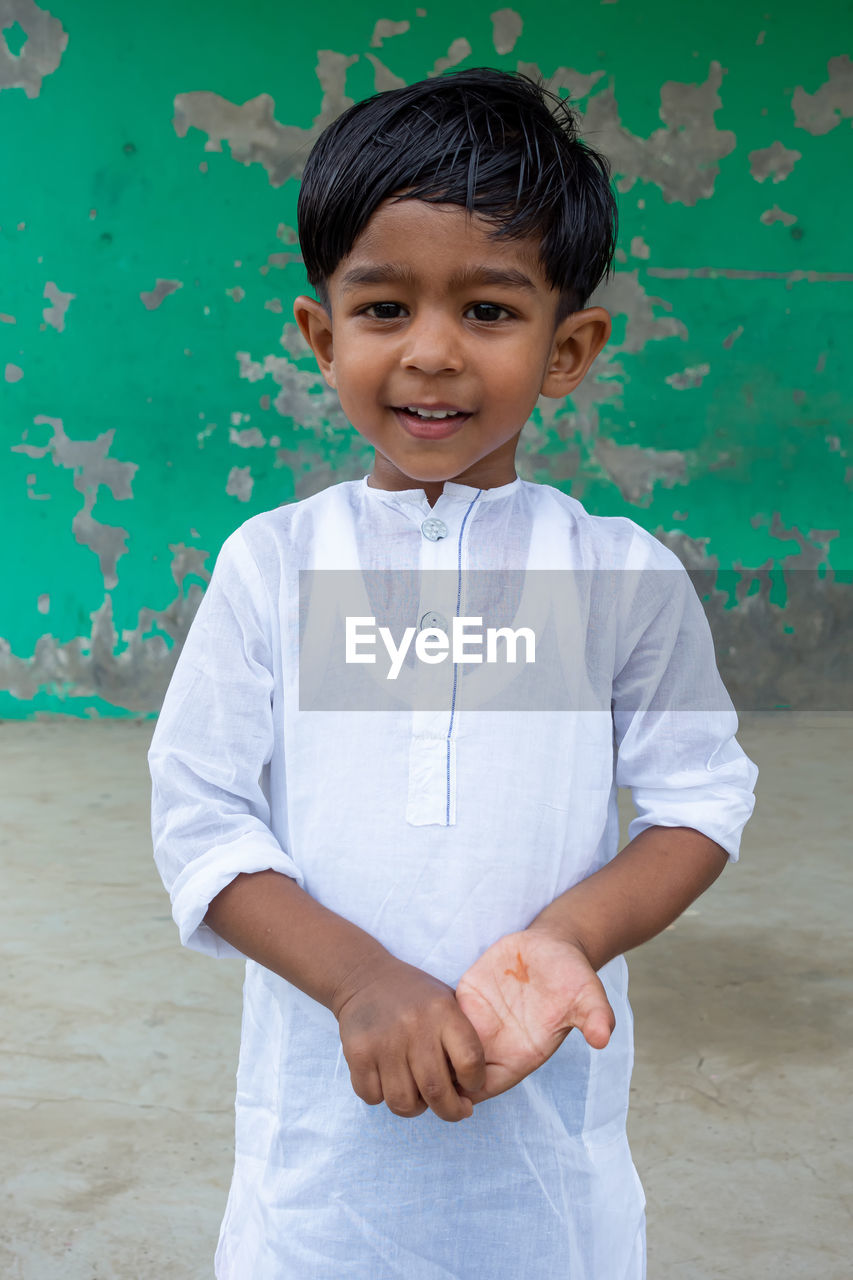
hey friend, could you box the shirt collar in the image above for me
[360,474,523,510]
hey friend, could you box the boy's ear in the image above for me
[540,307,612,399]
[293,296,336,389]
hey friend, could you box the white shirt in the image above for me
[149,474,757,1280]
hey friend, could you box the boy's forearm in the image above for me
[526,826,729,970]
[204,870,392,1015]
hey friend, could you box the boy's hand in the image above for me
[332,954,487,1123]
[454,928,615,1105]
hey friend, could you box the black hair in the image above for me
[297,65,618,326]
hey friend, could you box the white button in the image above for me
[419,610,449,632]
[420,517,448,541]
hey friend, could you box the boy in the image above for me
[150,67,757,1278]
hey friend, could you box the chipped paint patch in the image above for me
[5,361,23,380]
[229,426,266,448]
[516,60,605,101]
[369,18,410,48]
[592,270,688,353]
[760,205,797,227]
[490,8,523,56]
[274,446,367,501]
[0,547,210,711]
[793,55,853,135]
[226,465,253,502]
[366,53,407,92]
[140,279,182,310]
[236,348,351,434]
[172,50,358,186]
[0,0,67,97]
[748,140,802,183]
[430,38,472,78]
[594,437,687,506]
[650,529,853,711]
[42,280,74,331]
[261,251,302,274]
[11,416,137,588]
[665,363,711,390]
[168,542,211,592]
[580,60,736,204]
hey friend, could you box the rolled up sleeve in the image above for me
[611,537,758,861]
[148,528,303,958]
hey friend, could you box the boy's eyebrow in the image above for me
[339,262,538,293]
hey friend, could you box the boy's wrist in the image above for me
[328,944,398,1020]
[523,827,730,975]
[524,914,601,971]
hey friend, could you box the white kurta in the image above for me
[149,474,758,1280]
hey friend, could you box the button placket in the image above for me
[406,516,460,826]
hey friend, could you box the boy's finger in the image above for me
[443,1018,487,1096]
[378,1061,429,1118]
[410,1049,472,1123]
[349,1061,384,1107]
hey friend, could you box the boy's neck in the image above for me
[365,476,444,506]
[422,482,445,508]
[367,461,519,507]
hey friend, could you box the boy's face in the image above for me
[294,198,610,503]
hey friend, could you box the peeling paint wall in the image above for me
[1,0,850,716]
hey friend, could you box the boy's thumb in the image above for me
[579,992,616,1051]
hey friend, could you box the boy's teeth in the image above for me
[404,407,462,419]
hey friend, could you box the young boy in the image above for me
[149,67,757,1278]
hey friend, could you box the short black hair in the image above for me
[297,65,618,326]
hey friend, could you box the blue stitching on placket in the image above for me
[446,491,483,824]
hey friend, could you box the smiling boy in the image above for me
[150,68,757,1279]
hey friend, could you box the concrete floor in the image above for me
[0,714,850,1279]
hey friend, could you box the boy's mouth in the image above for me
[393,406,472,439]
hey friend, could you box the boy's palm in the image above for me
[454,930,615,1104]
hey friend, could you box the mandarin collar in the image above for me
[361,474,523,510]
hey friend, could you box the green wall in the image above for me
[1,0,851,716]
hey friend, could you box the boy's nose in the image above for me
[399,313,464,375]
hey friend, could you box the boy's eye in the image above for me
[467,303,511,323]
[364,302,405,319]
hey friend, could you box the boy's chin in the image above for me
[371,456,470,488]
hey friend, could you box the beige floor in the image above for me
[0,714,850,1279]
